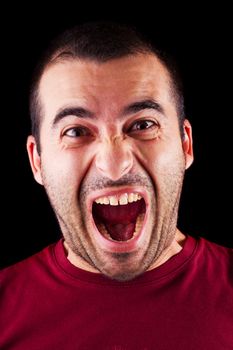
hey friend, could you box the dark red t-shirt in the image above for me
[0,235,232,349]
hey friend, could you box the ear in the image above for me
[182,119,194,169]
[26,135,43,185]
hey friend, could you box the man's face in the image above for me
[27,53,193,281]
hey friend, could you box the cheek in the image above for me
[136,139,185,181]
[41,144,96,195]
[41,151,80,187]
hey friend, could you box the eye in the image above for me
[129,120,157,132]
[63,127,91,137]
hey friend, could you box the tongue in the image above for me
[93,200,144,242]
[105,222,136,241]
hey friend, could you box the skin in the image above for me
[27,53,193,282]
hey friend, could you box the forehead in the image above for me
[39,53,174,117]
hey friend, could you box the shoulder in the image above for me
[0,241,59,288]
[195,236,233,277]
[198,236,232,258]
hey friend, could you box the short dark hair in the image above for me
[29,21,185,152]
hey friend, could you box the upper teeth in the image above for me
[94,193,142,206]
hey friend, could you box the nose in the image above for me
[95,137,134,181]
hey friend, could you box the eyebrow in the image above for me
[52,99,164,127]
[53,107,95,127]
[122,99,164,116]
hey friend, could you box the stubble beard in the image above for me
[41,160,185,282]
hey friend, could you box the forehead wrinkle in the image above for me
[38,54,177,131]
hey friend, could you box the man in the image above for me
[0,22,232,349]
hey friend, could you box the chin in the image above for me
[99,257,149,282]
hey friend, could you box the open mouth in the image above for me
[92,192,146,243]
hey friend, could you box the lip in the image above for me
[87,186,149,211]
[87,187,149,253]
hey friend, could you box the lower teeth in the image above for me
[96,213,145,242]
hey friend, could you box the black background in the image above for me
[1,5,232,269]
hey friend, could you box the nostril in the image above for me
[95,148,133,180]
[121,160,132,173]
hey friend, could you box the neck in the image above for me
[148,229,186,270]
[63,229,186,274]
